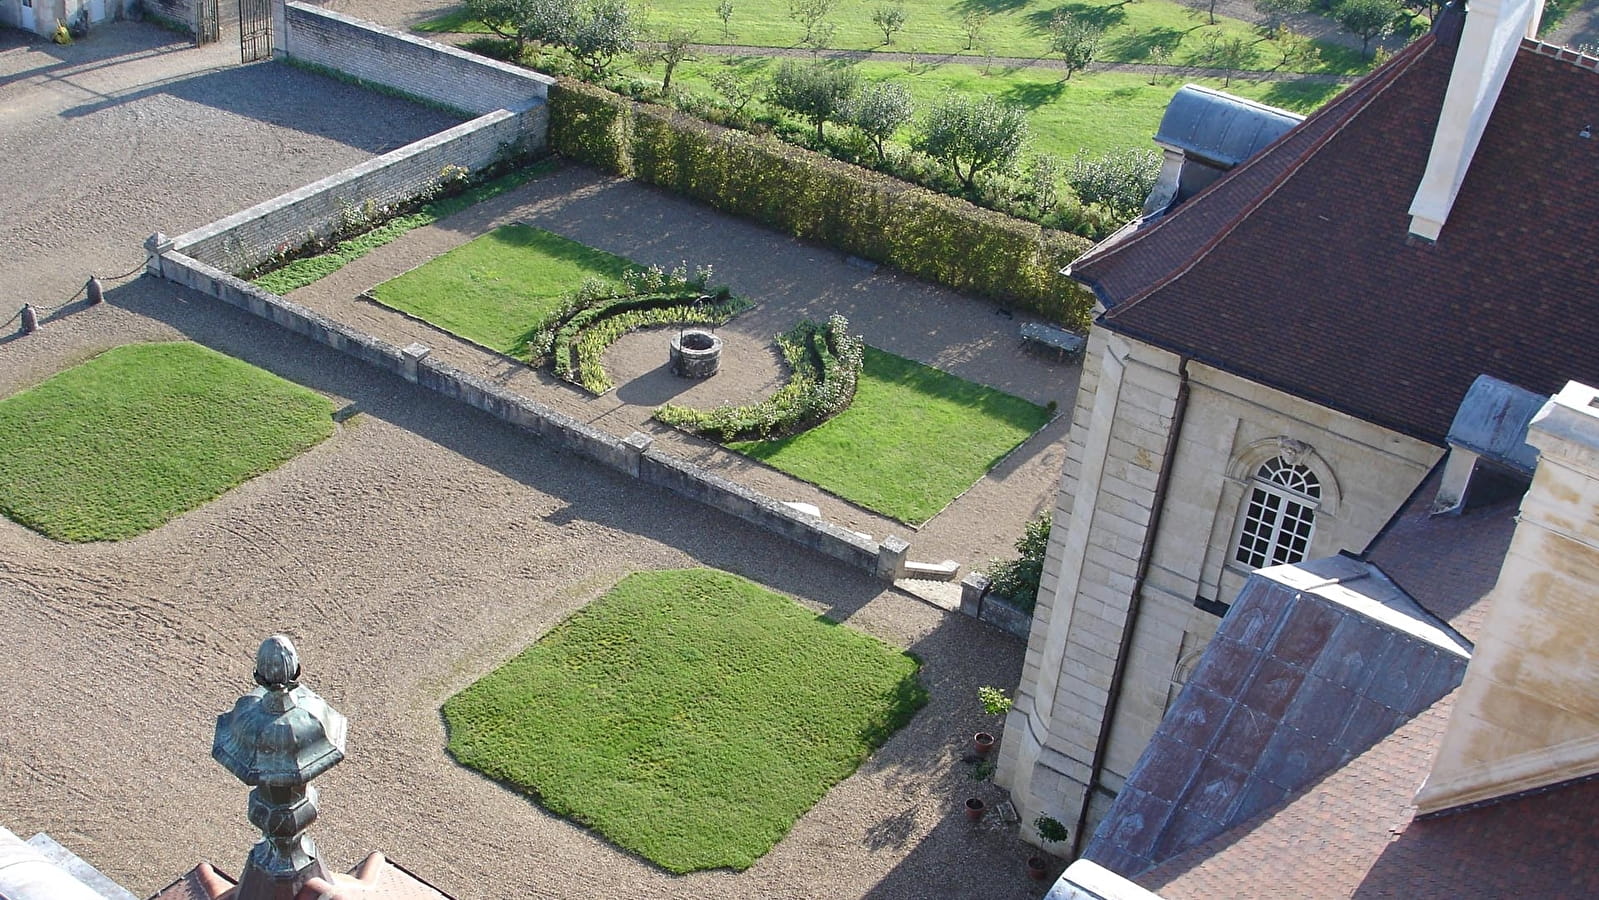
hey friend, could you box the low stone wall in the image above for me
[282,2,551,117]
[149,249,889,578]
[958,573,1033,639]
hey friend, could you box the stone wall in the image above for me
[281,2,551,117]
[149,250,888,579]
[998,322,1442,849]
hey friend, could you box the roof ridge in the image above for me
[1103,34,1440,324]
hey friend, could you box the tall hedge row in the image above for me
[548,79,1094,329]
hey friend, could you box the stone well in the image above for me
[670,328,722,378]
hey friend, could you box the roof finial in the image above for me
[213,635,348,900]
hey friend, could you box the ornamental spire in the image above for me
[213,635,348,900]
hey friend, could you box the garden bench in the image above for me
[1021,322,1086,361]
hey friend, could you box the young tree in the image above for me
[1332,0,1399,56]
[1066,148,1160,222]
[465,0,544,55]
[1145,42,1171,84]
[636,26,697,94]
[1254,0,1309,30]
[846,81,914,162]
[1271,25,1321,70]
[563,0,639,76]
[769,59,860,142]
[1048,11,1104,80]
[715,0,734,38]
[914,94,1029,190]
[709,68,759,116]
[871,3,907,44]
[1027,152,1063,214]
[788,0,837,47]
[961,10,989,50]
[1205,33,1256,85]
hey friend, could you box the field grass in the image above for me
[0,342,335,542]
[418,0,1370,73]
[254,160,557,295]
[731,346,1050,524]
[442,568,926,873]
[368,223,635,356]
[674,58,1343,158]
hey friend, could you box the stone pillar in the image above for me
[876,535,909,582]
[959,572,990,619]
[19,305,38,334]
[621,431,654,478]
[400,343,430,384]
[144,232,174,276]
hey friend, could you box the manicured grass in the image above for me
[369,223,634,356]
[419,0,1369,73]
[675,59,1343,158]
[443,568,926,873]
[732,346,1050,524]
[0,342,335,542]
[254,160,557,295]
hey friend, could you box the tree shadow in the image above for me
[1106,25,1187,59]
[1256,78,1343,111]
[999,80,1067,109]
[1024,1,1130,34]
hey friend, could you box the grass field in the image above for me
[369,224,635,356]
[731,346,1050,524]
[673,58,1342,158]
[255,160,557,295]
[0,342,335,542]
[442,568,926,873]
[418,0,1369,73]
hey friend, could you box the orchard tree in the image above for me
[846,81,914,162]
[1332,0,1400,56]
[564,0,639,76]
[465,0,541,54]
[716,0,734,37]
[1049,12,1104,80]
[636,26,697,94]
[788,0,837,47]
[961,10,989,50]
[1254,0,1309,30]
[769,59,860,142]
[915,94,1028,190]
[871,3,907,44]
[1205,33,1256,86]
[1067,148,1160,222]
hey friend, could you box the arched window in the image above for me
[1233,456,1320,569]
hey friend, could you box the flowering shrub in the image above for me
[655,314,864,442]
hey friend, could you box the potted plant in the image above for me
[975,685,1012,756]
[1028,815,1068,880]
[964,796,986,821]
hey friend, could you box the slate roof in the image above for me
[1082,556,1469,876]
[1069,14,1599,445]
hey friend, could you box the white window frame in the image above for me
[1232,456,1320,570]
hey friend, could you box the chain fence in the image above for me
[3,254,155,332]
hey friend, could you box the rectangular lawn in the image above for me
[0,342,334,542]
[442,568,926,873]
[368,223,634,356]
[731,347,1050,524]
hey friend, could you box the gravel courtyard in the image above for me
[0,20,1059,900]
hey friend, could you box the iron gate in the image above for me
[196,0,219,44]
[239,0,272,62]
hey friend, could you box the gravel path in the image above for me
[0,21,1054,900]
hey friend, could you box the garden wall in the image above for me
[168,3,553,276]
[148,249,888,579]
[281,3,551,118]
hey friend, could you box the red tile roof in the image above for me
[1070,18,1599,445]
[148,854,451,900]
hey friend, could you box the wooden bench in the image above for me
[1021,322,1087,360]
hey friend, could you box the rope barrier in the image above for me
[6,254,155,334]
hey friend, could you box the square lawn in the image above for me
[442,568,926,873]
[368,223,633,357]
[0,342,334,541]
[731,346,1051,524]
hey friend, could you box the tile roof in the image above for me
[1083,557,1468,877]
[1069,17,1599,445]
[147,855,451,900]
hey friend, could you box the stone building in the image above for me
[996,0,1599,850]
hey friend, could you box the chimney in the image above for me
[1407,0,1544,241]
[213,636,348,900]
[1416,382,1599,814]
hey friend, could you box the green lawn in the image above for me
[675,58,1343,158]
[443,568,926,873]
[255,160,557,295]
[732,346,1050,524]
[369,224,634,356]
[0,342,335,542]
[419,0,1369,73]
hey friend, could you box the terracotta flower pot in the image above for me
[964,797,986,821]
[974,731,996,756]
[1027,855,1050,881]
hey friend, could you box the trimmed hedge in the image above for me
[549,79,1094,330]
[656,315,863,442]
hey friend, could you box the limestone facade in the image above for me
[997,324,1441,845]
